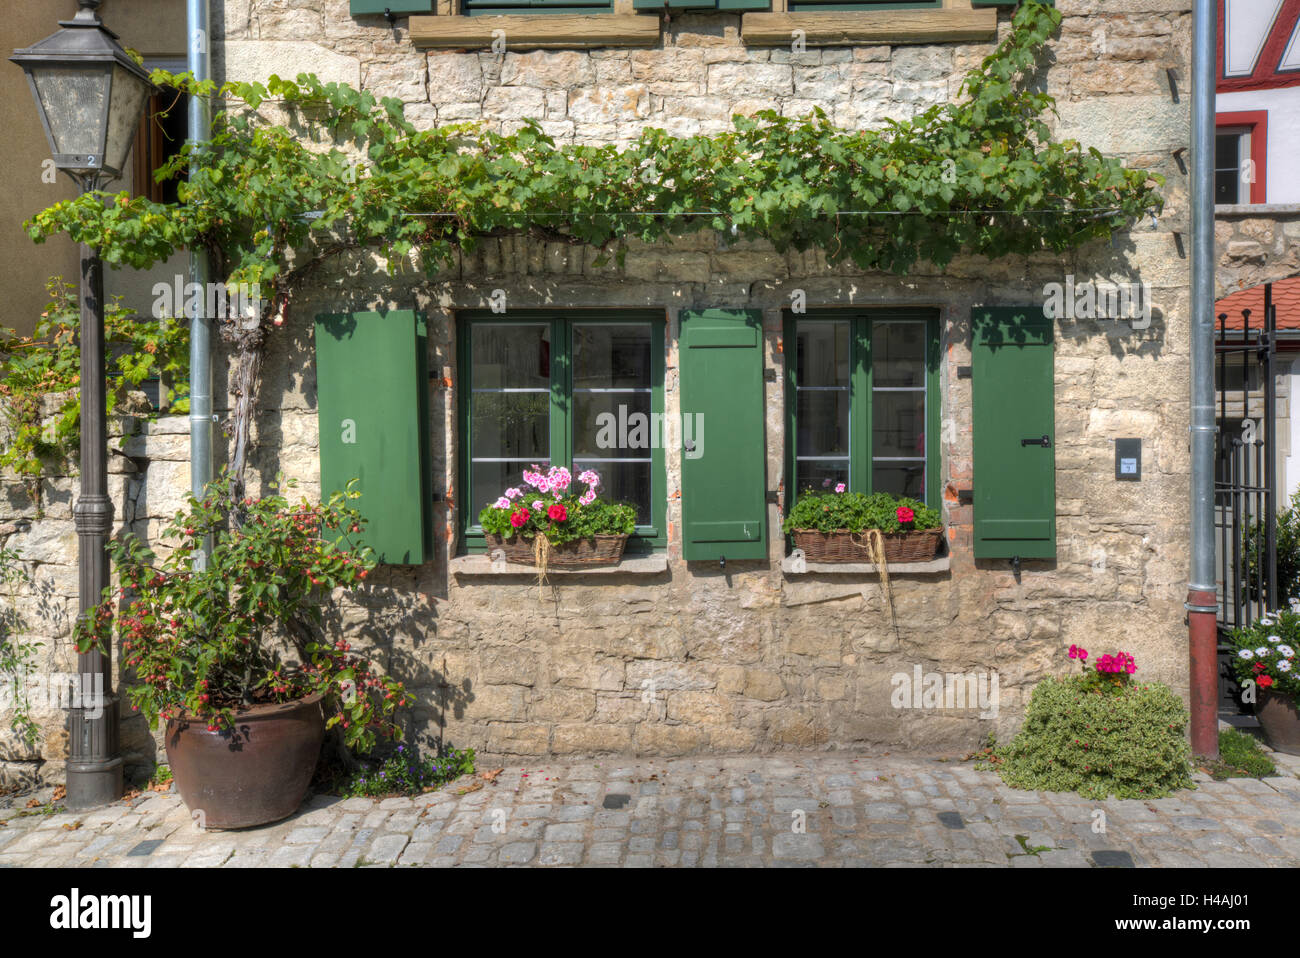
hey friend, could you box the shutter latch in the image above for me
[1020,435,1052,448]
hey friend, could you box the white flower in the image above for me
[1239,649,1255,660]
[1261,614,1275,626]
[1279,660,1293,673]
[1290,597,1300,612]
[1278,645,1296,658]
[1268,634,1282,643]
[1255,647,1271,657]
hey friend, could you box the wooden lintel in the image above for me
[742,8,997,47]
[411,14,662,50]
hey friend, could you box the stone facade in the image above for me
[0,0,1197,781]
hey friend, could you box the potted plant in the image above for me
[478,465,637,567]
[1227,606,1300,755]
[76,475,412,828]
[782,487,943,563]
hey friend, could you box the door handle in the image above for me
[1021,435,1052,448]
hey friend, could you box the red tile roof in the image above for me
[1216,277,1300,331]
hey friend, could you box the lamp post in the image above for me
[11,0,154,808]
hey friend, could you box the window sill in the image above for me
[450,552,669,575]
[742,8,996,46]
[411,14,661,49]
[780,548,950,575]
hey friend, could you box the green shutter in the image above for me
[350,0,433,15]
[679,309,767,561]
[971,1,1054,6]
[464,0,613,13]
[315,310,431,565]
[971,307,1055,560]
[634,0,768,10]
[787,0,940,10]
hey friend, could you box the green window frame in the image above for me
[462,0,615,14]
[785,0,940,12]
[783,308,940,517]
[457,310,667,554]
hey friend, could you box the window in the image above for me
[1215,128,1250,204]
[1215,111,1267,204]
[458,311,666,552]
[133,62,189,206]
[462,0,614,14]
[784,308,939,510]
[786,0,938,11]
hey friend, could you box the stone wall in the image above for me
[0,414,192,786]
[0,0,1197,776]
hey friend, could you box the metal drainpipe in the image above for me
[188,0,213,559]
[1188,0,1219,759]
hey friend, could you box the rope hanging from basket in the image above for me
[852,529,898,635]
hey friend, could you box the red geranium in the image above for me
[509,508,530,528]
[1259,674,1275,688]
[547,504,567,522]
[896,506,915,524]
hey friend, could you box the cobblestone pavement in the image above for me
[2,747,1299,868]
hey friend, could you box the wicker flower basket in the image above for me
[791,528,942,564]
[485,533,629,566]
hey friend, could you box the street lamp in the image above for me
[11,0,154,809]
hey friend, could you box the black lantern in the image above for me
[10,0,154,185]
[11,0,155,809]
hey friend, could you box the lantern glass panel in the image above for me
[104,64,150,174]
[31,66,108,158]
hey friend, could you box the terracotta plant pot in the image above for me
[1256,689,1300,756]
[165,693,325,829]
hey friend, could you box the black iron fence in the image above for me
[1215,283,1277,709]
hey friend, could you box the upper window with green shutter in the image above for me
[457,310,666,553]
[784,0,938,12]
[463,0,613,13]
[783,308,940,514]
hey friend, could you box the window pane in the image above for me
[573,459,651,525]
[471,323,550,389]
[872,320,926,387]
[472,459,549,511]
[795,321,849,387]
[796,459,848,496]
[573,324,651,389]
[574,391,654,459]
[1215,133,1239,170]
[1216,169,1240,204]
[471,392,549,460]
[873,463,925,501]
[796,389,849,457]
[872,391,925,458]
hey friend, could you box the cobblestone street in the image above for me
[2,743,1299,868]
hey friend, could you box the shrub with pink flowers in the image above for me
[478,464,636,546]
[984,645,1193,799]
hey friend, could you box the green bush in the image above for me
[781,490,941,535]
[1209,728,1275,780]
[994,676,1194,799]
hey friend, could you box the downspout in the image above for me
[187,0,213,561]
[1188,0,1219,759]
